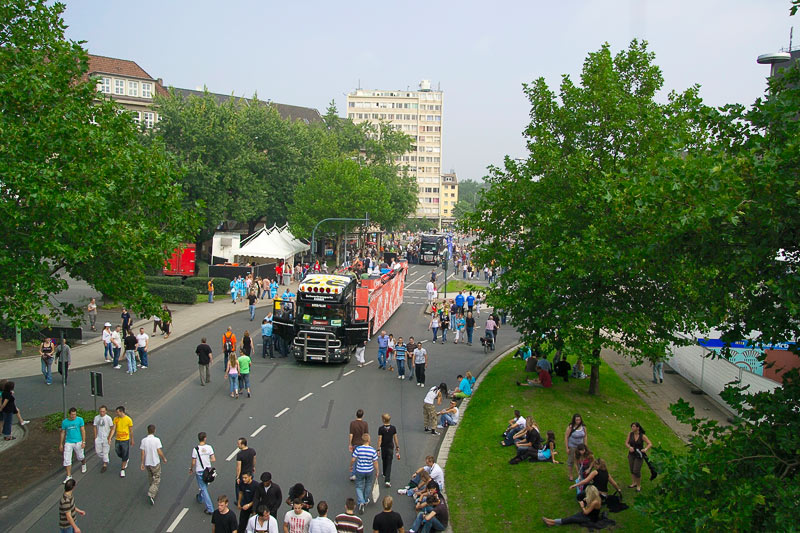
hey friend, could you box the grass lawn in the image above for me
[446,353,685,532]
[442,279,484,294]
[195,293,229,304]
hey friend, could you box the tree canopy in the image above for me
[0,0,199,329]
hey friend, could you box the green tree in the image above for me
[288,158,391,264]
[0,0,200,329]
[467,40,704,394]
[452,178,487,221]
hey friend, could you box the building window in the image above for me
[130,110,141,123]
[142,82,153,99]
[99,77,111,93]
[143,111,155,128]
[114,79,125,95]
[128,80,139,97]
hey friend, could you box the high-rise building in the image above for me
[346,80,447,221]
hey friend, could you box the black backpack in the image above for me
[224,334,233,353]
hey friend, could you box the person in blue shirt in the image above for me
[269,279,279,299]
[452,374,472,399]
[230,278,238,304]
[466,292,475,312]
[376,331,389,369]
[454,291,465,313]
[261,317,274,358]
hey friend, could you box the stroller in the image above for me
[480,335,495,353]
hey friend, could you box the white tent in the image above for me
[278,224,310,255]
[234,225,309,263]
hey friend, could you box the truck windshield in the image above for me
[298,303,346,326]
[420,242,438,252]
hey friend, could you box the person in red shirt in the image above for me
[518,368,552,388]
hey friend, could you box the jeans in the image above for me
[396,359,405,377]
[441,328,447,342]
[262,335,273,357]
[41,357,53,384]
[195,471,213,512]
[2,411,13,437]
[112,347,121,366]
[380,448,394,483]
[411,512,446,533]
[462,270,466,279]
[354,470,374,505]
[653,362,664,382]
[431,327,438,342]
[229,374,239,395]
[467,327,473,344]
[137,347,148,367]
[238,373,250,391]
[115,440,130,463]
[126,350,137,373]
[377,347,387,369]
[439,413,457,426]
[60,362,70,384]
[208,291,214,303]
[415,363,426,385]
[104,342,113,361]
[249,304,256,320]
[59,527,75,533]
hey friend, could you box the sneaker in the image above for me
[20,420,30,426]
[358,503,365,515]
[398,375,402,379]
[431,430,440,436]
[113,365,121,369]
[385,481,391,487]
[424,427,429,432]
[349,475,356,482]
[397,488,408,495]
[63,475,72,483]
[436,425,444,429]
[120,469,126,477]
[81,463,87,473]
[141,366,148,369]
[247,392,251,398]
[101,464,107,473]
[149,496,155,505]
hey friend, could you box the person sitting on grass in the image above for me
[570,458,621,502]
[435,400,459,429]
[517,365,553,388]
[572,359,588,379]
[501,410,527,446]
[509,419,541,464]
[538,430,559,463]
[554,357,571,382]
[542,485,602,527]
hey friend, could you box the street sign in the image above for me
[90,371,103,411]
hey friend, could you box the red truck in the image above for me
[163,244,196,277]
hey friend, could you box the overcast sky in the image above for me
[63,0,794,181]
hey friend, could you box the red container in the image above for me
[163,244,196,277]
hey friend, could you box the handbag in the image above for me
[371,474,380,503]
[195,446,216,483]
[606,490,629,513]
[641,451,658,480]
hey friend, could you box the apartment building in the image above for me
[85,54,168,127]
[440,171,459,224]
[346,80,453,222]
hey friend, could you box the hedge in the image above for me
[184,277,228,295]
[44,408,99,432]
[146,283,197,304]
[144,275,183,286]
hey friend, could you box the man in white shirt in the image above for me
[93,405,113,473]
[190,432,216,515]
[135,328,150,369]
[308,501,336,533]
[102,323,113,362]
[247,505,279,533]
[140,424,167,504]
[284,498,312,533]
[110,325,122,369]
[425,280,435,305]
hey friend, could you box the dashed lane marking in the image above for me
[321,380,334,388]
[226,448,239,461]
[275,407,290,418]
[166,508,189,533]
[343,369,355,376]
[251,425,266,437]
[364,360,374,366]
[298,392,313,402]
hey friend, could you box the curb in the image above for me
[435,342,520,533]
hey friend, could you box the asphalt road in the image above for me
[1,263,519,533]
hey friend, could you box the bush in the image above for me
[44,408,100,432]
[211,277,229,295]
[146,283,196,304]
[184,277,229,295]
[144,275,182,286]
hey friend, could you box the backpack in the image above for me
[224,334,233,353]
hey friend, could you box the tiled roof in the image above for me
[171,87,322,124]
[85,54,168,96]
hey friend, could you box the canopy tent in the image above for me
[234,224,309,263]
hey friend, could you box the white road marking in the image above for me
[343,369,355,376]
[321,380,334,388]
[363,360,374,366]
[226,448,239,461]
[275,407,290,418]
[298,392,313,402]
[250,424,266,437]
[166,508,189,532]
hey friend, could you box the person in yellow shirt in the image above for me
[108,405,134,478]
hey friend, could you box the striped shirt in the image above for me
[334,512,364,533]
[351,445,377,474]
[394,344,407,359]
[58,493,75,528]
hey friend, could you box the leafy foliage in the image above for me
[44,408,99,432]
[452,178,487,222]
[0,0,200,330]
[145,284,197,304]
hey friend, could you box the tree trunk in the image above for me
[335,233,342,267]
[588,328,601,395]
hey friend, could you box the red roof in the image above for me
[85,54,168,96]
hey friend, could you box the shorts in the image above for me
[567,447,577,467]
[628,452,643,477]
[63,442,85,466]
[115,440,130,462]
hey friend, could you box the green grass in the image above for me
[195,293,229,303]
[446,353,685,532]
[43,408,99,432]
[442,280,483,294]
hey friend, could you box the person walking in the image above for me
[565,414,588,482]
[406,337,416,378]
[40,337,55,385]
[349,434,378,515]
[348,410,368,482]
[652,357,664,384]
[376,331,389,370]
[235,437,257,502]
[111,325,122,369]
[237,472,261,532]
[208,278,215,304]
[377,414,400,488]
[59,407,86,482]
[120,307,132,333]
[242,330,253,357]
[248,292,258,321]
[440,312,449,343]
[135,327,149,369]
[454,313,465,344]
[394,338,407,380]
[87,298,98,332]
[626,422,653,492]
[212,495,239,533]
[108,405,134,477]
[59,478,86,533]
[226,354,240,399]
[55,338,72,384]
[140,424,167,505]
[484,315,497,350]
[102,322,113,363]
[333,498,363,533]
[371,496,403,533]
[123,328,138,375]
[425,280,435,306]
[222,327,237,375]
[423,383,447,436]
[412,342,427,387]
[238,349,252,398]
[161,305,173,339]
[354,340,366,368]
[428,313,440,344]
[284,498,312,533]
[261,318,274,359]
[309,501,336,533]
[196,337,213,386]
[190,432,216,515]
[92,405,112,473]
[253,472,283,520]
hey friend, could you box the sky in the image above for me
[62,0,795,182]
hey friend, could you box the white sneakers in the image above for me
[120,469,126,478]
[397,488,407,495]
[81,463,87,473]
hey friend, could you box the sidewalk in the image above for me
[0,282,300,380]
[601,348,731,441]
